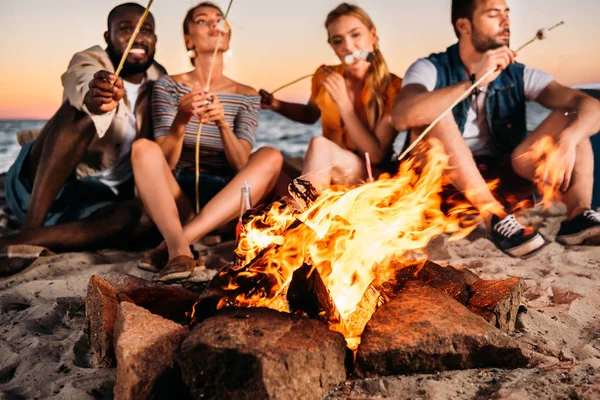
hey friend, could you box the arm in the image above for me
[61,47,121,138]
[258,89,321,124]
[537,81,600,143]
[152,81,200,169]
[393,48,517,131]
[199,93,256,171]
[392,82,472,131]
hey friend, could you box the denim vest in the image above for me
[427,43,527,156]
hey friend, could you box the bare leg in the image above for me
[23,103,96,229]
[0,200,146,251]
[512,111,594,219]
[181,147,283,246]
[424,114,506,227]
[301,136,369,192]
[131,139,195,260]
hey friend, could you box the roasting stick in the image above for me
[397,21,565,161]
[111,0,154,84]
[194,0,234,214]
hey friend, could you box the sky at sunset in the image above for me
[1,0,599,119]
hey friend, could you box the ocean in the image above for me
[2,86,598,174]
[0,111,322,174]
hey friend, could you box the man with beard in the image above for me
[392,0,600,257]
[1,3,166,272]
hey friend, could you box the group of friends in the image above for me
[1,0,600,281]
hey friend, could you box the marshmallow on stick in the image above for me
[397,21,565,162]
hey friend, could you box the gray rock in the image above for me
[356,282,528,377]
[178,307,348,400]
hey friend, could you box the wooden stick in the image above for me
[397,68,496,161]
[194,0,234,214]
[111,0,154,84]
[397,20,565,162]
[271,73,314,95]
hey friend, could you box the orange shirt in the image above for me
[309,64,403,152]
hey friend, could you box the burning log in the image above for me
[191,218,318,323]
[287,263,341,324]
[288,178,320,210]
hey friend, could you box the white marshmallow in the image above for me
[216,19,230,33]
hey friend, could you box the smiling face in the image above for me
[458,0,511,52]
[184,5,230,54]
[104,6,157,76]
[327,14,377,71]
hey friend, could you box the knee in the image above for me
[254,146,284,171]
[131,138,161,164]
[306,136,333,155]
[56,102,95,138]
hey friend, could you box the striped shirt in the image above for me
[152,75,261,175]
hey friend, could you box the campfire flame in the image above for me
[214,140,479,349]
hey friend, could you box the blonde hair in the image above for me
[325,3,392,130]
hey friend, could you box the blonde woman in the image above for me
[260,3,402,191]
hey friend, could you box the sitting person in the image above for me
[259,3,402,192]
[131,2,283,281]
[1,3,166,270]
[392,0,600,257]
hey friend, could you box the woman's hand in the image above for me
[176,86,209,123]
[196,92,228,128]
[321,67,353,114]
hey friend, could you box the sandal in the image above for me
[138,246,168,272]
[138,245,200,273]
[156,255,197,282]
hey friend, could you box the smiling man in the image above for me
[392,0,600,257]
[1,3,166,269]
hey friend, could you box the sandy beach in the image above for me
[1,171,599,399]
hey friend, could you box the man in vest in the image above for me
[1,3,166,274]
[393,0,600,257]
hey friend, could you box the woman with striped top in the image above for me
[131,2,283,281]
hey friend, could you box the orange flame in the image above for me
[222,140,479,348]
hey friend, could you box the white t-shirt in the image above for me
[92,79,144,193]
[402,58,554,156]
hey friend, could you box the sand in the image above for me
[1,180,599,399]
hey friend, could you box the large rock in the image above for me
[380,260,471,304]
[356,282,528,377]
[113,302,189,400]
[467,277,526,333]
[84,273,197,367]
[178,308,348,400]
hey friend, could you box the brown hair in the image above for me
[325,3,392,131]
[451,0,477,38]
[183,2,227,66]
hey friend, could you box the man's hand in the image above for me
[259,89,280,111]
[474,46,517,87]
[532,136,577,197]
[84,71,125,114]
